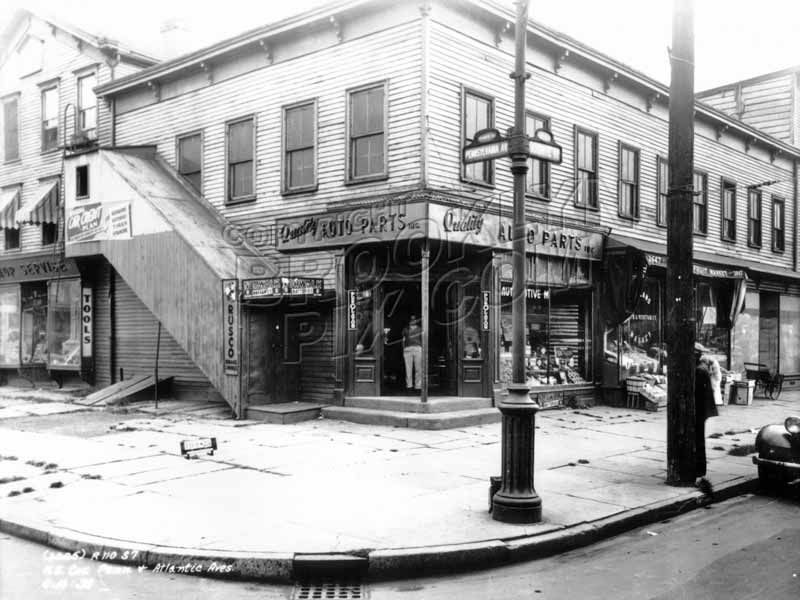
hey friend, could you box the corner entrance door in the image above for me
[381,282,421,395]
[267,314,299,403]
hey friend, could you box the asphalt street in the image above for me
[1,493,798,599]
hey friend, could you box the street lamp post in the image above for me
[491,0,542,524]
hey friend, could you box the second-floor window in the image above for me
[77,73,97,140]
[3,96,19,162]
[177,133,202,194]
[656,156,668,227]
[721,179,736,241]
[4,228,19,251]
[747,187,762,248]
[348,83,386,181]
[284,101,316,192]
[42,222,58,246]
[772,195,785,253]
[227,117,255,202]
[693,171,707,234]
[525,112,549,198]
[41,86,59,152]
[463,90,493,185]
[618,143,639,219]
[574,127,598,208]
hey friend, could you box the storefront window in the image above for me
[731,290,759,372]
[0,285,20,366]
[618,278,664,380]
[695,279,730,369]
[47,279,81,368]
[499,285,590,386]
[780,295,800,374]
[20,282,48,365]
[353,285,375,355]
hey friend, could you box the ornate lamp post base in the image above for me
[492,383,542,524]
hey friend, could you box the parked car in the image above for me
[753,416,800,492]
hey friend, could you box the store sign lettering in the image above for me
[348,289,357,331]
[500,283,551,300]
[66,202,132,243]
[81,287,93,358]
[496,223,601,260]
[242,277,323,300]
[0,258,75,282]
[443,210,484,234]
[222,279,239,376]
[481,291,490,331]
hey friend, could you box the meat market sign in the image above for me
[276,202,602,260]
[241,277,324,299]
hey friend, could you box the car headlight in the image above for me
[785,416,800,435]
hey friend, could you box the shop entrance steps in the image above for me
[246,402,324,424]
[322,396,500,429]
[78,375,174,406]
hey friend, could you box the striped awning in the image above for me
[0,187,20,229]
[17,180,59,226]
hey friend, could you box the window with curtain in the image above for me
[772,195,785,252]
[349,84,385,181]
[284,101,316,191]
[618,144,639,218]
[693,171,707,234]
[575,128,598,208]
[227,117,254,201]
[463,90,493,185]
[525,112,549,198]
[177,133,202,193]
[41,86,59,151]
[721,180,736,241]
[748,187,762,247]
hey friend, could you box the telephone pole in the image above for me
[666,0,697,485]
[492,0,542,524]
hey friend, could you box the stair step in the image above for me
[246,402,323,424]
[345,396,492,413]
[321,406,501,430]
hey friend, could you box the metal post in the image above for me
[421,242,430,403]
[666,0,697,485]
[492,0,542,523]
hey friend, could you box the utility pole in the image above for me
[492,0,542,524]
[666,0,696,485]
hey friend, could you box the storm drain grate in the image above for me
[292,581,367,600]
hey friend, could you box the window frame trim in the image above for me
[692,168,709,236]
[525,110,551,200]
[281,98,319,195]
[720,177,737,243]
[460,85,496,188]
[617,141,640,220]
[40,81,60,154]
[224,114,257,205]
[655,155,668,228]
[573,125,600,210]
[2,93,21,164]
[175,129,204,196]
[746,185,763,249]
[345,80,389,185]
[76,69,98,140]
[771,194,786,254]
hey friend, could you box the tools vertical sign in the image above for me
[222,279,240,376]
[81,286,94,383]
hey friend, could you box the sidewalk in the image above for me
[0,388,796,581]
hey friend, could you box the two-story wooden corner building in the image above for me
[61,0,800,423]
[0,10,155,387]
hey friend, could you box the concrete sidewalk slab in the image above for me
[0,391,796,581]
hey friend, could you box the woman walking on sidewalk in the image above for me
[694,343,719,494]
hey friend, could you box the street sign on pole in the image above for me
[463,127,562,165]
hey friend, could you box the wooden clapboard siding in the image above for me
[0,15,147,260]
[699,74,795,144]
[296,310,334,403]
[425,18,796,272]
[113,270,213,397]
[113,20,423,241]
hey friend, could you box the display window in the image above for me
[613,278,664,380]
[353,285,375,356]
[47,278,81,369]
[499,284,590,386]
[0,285,20,366]
[695,279,731,369]
[20,282,48,365]
[779,295,800,374]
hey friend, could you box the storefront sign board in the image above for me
[66,201,132,243]
[222,279,239,376]
[500,282,552,300]
[645,253,745,279]
[348,289,358,330]
[81,287,93,358]
[481,291,491,331]
[242,277,323,299]
[0,256,79,283]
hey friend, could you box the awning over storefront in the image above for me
[0,187,20,229]
[17,180,59,225]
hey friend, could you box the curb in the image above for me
[0,475,759,583]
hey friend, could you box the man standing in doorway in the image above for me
[402,315,422,393]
